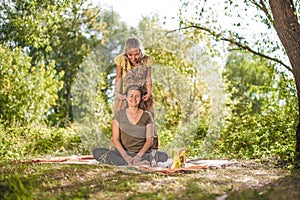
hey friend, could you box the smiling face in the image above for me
[127,48,141,65]
[126,89,142,107]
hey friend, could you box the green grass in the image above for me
[0,160,300,200]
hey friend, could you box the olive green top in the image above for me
[114,109,154,153]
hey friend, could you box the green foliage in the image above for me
[0,0,64,50]
[46,2,108,126]
[214,52,297,163]
[0,44,62,126]
[153,64,210,151]
[223,52,275,115]
[0,0,109,126]
[178,0,291,70]
[0,125,84,160]
[187,118,209,157]
[177,0,299,164]
[216,111,296,162]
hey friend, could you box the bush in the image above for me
[214,66,297,164]
[0,125,86,160]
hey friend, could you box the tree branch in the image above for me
[250,0,273,24]
[166,25,292,72]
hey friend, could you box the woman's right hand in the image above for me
[117,93,126,100]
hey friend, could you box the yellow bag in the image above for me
[171,148,187,169]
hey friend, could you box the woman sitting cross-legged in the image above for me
[93,85,168,166]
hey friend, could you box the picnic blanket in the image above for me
[22,155,238,174]
[23,155,98,165]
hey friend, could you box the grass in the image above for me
[0,160,299,200]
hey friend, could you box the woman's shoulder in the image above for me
[114,109,126,120]
[142,110,154,122]
[142,55,154,67]
[114,54,126,65]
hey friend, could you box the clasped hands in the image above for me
[123,154,142,165]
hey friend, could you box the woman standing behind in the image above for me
[113,36,158,149]
[114,36,153,113]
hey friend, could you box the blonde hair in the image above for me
[124,36,145,54]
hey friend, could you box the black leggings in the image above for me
[92,148,168,166]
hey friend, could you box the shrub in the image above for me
[0,125,85,160]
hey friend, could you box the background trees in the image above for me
[0,0,298,165]
[0,0,108,127]
[47,2,108,126]
[215,51,297,162]
[0,45,62,126]
[178,0,300,162]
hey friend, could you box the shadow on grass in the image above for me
[0,161,159,199]
[225,169,300,200]
[1,161,300,200]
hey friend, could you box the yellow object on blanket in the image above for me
[171,148,187,169]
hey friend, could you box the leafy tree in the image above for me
[0,0,108,126]
[45,2,108,126]
[224,51,275,115]
[0,44,62,126]
[0,0,60,50]
[215,51,297,162]
[178,0,300,161]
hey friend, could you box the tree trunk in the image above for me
[65,83,72,126]
[269,0,300,161]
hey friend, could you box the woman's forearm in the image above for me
[112,119,128,158]
[145,67,152,94]
[112,138,128,158]
[146,83,152,95]
[115,65,122,95]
